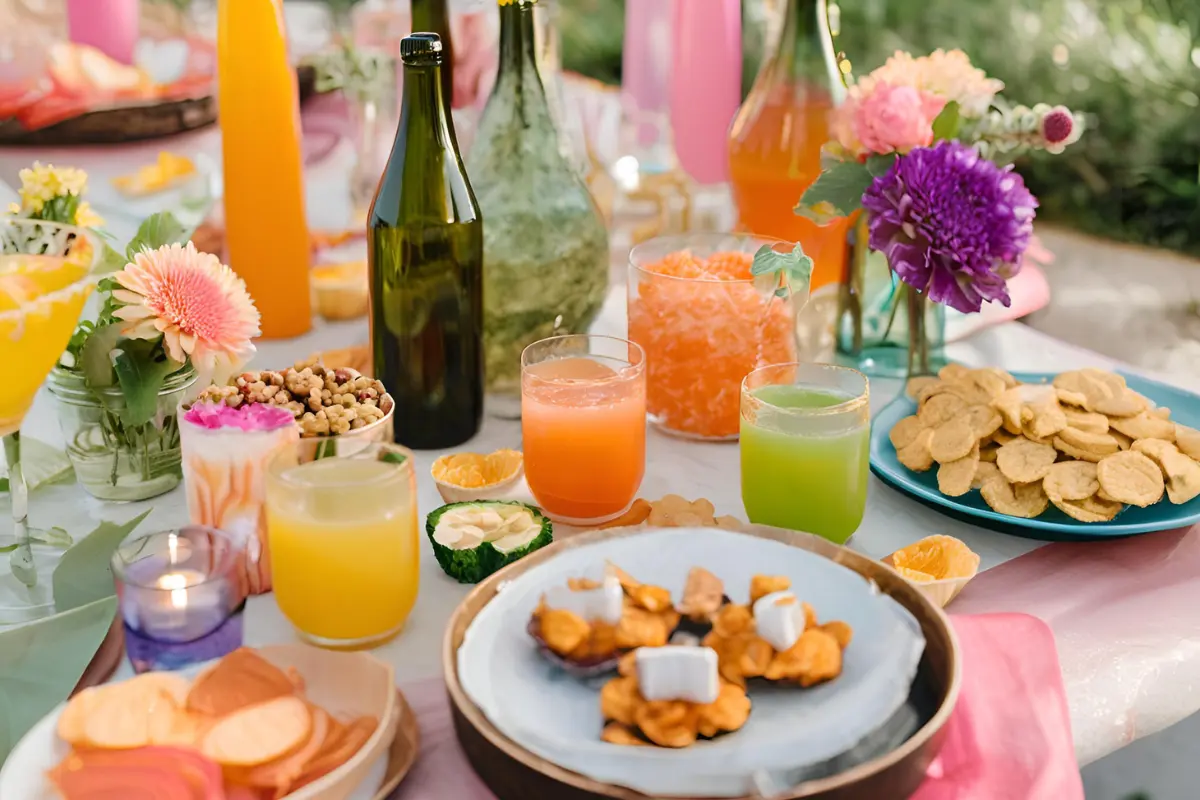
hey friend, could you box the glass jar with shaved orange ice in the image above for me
[627,234,805,441]
[521,335,646,526]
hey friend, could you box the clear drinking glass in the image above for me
[740,363,869,543]
[112,526,247,674]
[265,441,418,649]
[521,334,647,526]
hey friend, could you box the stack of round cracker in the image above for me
[889,365,1200,523]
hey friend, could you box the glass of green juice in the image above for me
[740,363,870,543]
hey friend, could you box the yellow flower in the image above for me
[74,202,104,229]
[11,162,101,227]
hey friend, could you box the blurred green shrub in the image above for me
[557,0,1200,259]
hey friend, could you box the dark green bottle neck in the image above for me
[495,1,546,102]
[399,61,453,149]
[774,0,843,92]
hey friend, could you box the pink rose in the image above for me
[853,83,946,155]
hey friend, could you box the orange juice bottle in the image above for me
[728,0,850,293]
[217,0,312,338]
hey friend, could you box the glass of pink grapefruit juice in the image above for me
[521,335,647,525]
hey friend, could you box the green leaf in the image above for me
[750,242,815,300]
[931,100,961,141]
[94,241,129,275]
[111,340,183,428]
[0,437,74,493]
[0,595,118,762]
[33,194,81,227]
[52,509,152,613]
[79,322,123,388]
[39,528,74,549]
[125,211,192,259]
[866,153,899,178]
[794,160,873,223]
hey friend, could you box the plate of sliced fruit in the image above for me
[0,645,416,800]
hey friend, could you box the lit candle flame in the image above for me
[156,572,190,610]
[167,532,179,564]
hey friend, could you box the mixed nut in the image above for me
[190,360,393,437]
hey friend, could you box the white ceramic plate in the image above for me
[0,661,390,800]
[457,527,926,798]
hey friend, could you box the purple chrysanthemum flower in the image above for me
[862,140,1038,314]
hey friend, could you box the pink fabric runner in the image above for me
[951,524,1200,761]
[392,613,1080,800]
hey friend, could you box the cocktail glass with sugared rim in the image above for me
[0,218,99,621]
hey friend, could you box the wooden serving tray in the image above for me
[375,690,420,799]
[443,524,961,800]
[0,97,217,146]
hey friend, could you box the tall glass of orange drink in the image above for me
[521,335,646,526]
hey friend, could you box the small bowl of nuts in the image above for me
[186,360,395,447]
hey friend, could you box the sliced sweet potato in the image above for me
[186,648,297,717]
[230,705,330,795]
[149,706,210,750]
[49,746,224,800]
[200,696,311,767]
[130,672,191,706]
[57,687,101,746]
[293,715,378,789]
[83,682,178,750]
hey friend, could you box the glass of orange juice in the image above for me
[265,440,418,649]
[521,334,647,526]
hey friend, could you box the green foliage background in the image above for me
[555,0,1200,258]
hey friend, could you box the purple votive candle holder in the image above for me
[111,526,248,674]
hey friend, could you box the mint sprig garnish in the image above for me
[750,242,815,298]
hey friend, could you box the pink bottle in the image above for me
[669,0,742,185]
[620,0,674,174]
[66,0,140,65]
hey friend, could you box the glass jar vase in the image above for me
[628,233,804,440]
[47,365,197,501]
[467,0,609,417]
[835,216,947,379]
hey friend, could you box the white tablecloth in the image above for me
[5,135,1200,769]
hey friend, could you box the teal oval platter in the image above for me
[870,370,1200,541]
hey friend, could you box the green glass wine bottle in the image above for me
[368,33,483,449]
[410,0,454,107]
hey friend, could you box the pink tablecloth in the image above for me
[392,613,1081,800]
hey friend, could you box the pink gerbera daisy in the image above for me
[112,243,261,383]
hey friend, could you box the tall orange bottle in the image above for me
[217,0,312,338]
[728,0,850,293]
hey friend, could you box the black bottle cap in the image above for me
[400,33,443,65]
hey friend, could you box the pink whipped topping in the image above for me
[182,402,296,432]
